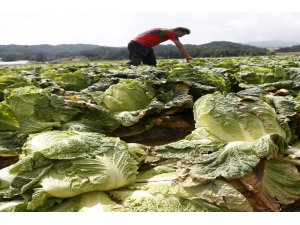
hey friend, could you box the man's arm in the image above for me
[173,40,193,61]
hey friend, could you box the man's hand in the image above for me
[186,56,193,62]
[174,40,193,62]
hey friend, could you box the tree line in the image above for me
[276,44,300,52]
[0,41,270,62]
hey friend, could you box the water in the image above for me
[0,60,32,66]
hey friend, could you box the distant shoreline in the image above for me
[0,60,34,66]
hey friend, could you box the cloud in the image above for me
[226,18,257,29]
[1,2,300,46]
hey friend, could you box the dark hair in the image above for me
[173,27,190,34]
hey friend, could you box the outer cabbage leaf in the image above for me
[52,70,99,91]
[261,95,296,118]
[63,102,120,133]
[0,166,15,189]
[0,132,25,155]
[109,188,227,212]
[240,158,300,211]
[185,134,286,181]
[0,74,29,101]
[0,103,19,131]
[106,164,248,212]
[156,83,193,110]
[110,178,227,212]
[235,65,279,85]
[17,117,61,137]
[114,99,164,127]
[185,179,253,212]
[110,164,250,212]
[165,64,231,93]
[153,138,225,160]
[286,141,300,160]
[0,200,28,212]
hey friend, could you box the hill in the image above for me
[0,42,269,62]
[78,41,269,60]
[0,44,99,61]
[154,41,268,58]
[276,44,300,53]
[187,41,269,57]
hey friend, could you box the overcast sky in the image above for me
[1,0,300,46]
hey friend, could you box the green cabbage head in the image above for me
[101,79,156,112]
[193,92,288,142]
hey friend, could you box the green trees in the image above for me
[0,42,269,62]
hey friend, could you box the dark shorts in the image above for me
[127,41,157,66]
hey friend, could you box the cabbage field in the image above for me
[1,56,300,212]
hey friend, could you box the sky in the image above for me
[1,0,300,46]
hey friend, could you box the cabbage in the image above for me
[0,200,26,212]
[154,134,287,182]
[100,79,156,112]
[107,165,251,212]
[241,158,300,211]
[49,192,125,212]
[193,92,288,142]
[4,86,80,136]
[0,131,145,211]
[0,103,19,131]
[184,134,287,181]
[5,86,48,119]
[38,151,138,198]
[53,70,99,91]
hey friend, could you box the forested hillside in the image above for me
[276,44,300,52]
[0,41,269,62]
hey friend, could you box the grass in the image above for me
[276,51,300,56]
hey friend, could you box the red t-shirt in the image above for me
[132,28,179,48]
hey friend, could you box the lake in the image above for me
[0,60,32,66]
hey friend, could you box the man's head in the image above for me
[172,27,191,37]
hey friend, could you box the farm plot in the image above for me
[1,56,300,212]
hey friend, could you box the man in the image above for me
[127,27,193,66]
